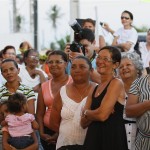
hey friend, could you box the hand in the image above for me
[64,43,70,54]
[41,133,56,144]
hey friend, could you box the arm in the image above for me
[112,36,133,51]
[103,23,115,35]
[27,99,35,115]
[36,88,50,140]
[1,120,7,126]
[31,120,39,130]
[80,91,93,129]
[99,36,106,49]
[126,94,150,117]
[49,92,62,133]
[84,79,125,121]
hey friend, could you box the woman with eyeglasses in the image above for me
[119,52,143,150]
[112,10,138,52]
[81,46,128,150]
[36,50,72,150]
[18,49,47,94]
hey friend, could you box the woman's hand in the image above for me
[41,133,56,144]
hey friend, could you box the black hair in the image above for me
[79,28,95,43]
[122,10,133,20]
[82,18,95,27]
[48,50,68,62]
[73,55,92,70]
[99,46,121,64]
[1,59,18,72]
[3,45,16,54]
[7,93,27,113]
[23,49,38,60]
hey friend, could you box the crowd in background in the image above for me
[0,10,150,150]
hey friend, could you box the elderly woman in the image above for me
[81,46,128,150]
[49,56,96,149]
[119,52,143,150]
[36,50,72,150]
[0,59,37,150]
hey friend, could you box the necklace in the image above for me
[73,82,91,100]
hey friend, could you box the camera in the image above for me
[69,20,85,55]
[100,22,104,27]
[70,42,85,55]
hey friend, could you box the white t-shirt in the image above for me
[114,27,138,52]
[139,42,150,68]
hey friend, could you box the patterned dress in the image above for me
[129,75,150,150]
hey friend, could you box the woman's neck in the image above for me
[100,75,114,84]
[124,25,131,30]
[146,43,150,51]
[52,73,68,83]
[6,81,20,93]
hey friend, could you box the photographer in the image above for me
[66,28,101,84]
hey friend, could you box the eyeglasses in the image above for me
[28,56,39,60]
[48,60,64,65]
[121,16,130,20]
[5,52,16,56]
[96,56,113,63]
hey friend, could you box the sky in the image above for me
[0,0,150,51]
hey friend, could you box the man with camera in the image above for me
[65,27,101,84]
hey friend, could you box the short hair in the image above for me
[82,18,95,27]
[3,45,16,54]
[73,55,92,70]
[23,49,38,60]
[79,28,95,43]
[122,10,133,20]
[99,46,121,64]
[48,50,68,62]
[1,59,18,72]
[121,52,143,77]
[7,93,27,113]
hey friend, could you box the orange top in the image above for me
[42,76,72,128]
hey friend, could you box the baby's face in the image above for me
[0,103,8,117]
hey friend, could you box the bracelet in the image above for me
[84,110,88,116]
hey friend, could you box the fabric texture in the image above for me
[56,86,87,149]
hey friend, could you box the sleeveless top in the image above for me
[84,80,128,150]
[41,76,72,128]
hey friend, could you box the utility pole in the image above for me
[33,0,38,50]
[13,0,17,32]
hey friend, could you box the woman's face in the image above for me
[96,49,115,75]
[71,58,91,83]
[119,58,138,81]
[1,61,19,82]
[47,55,67,76]
[3,48,16,60]
[25,51,39,68]
[121,12,132,27]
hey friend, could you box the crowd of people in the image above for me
[0,10,150,150]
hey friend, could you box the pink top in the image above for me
[5,113,35,137]
[42,76,72,128]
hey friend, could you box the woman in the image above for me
[49,56,96,150]
[112,10,138,52]
[119,52,143,150]
[36,50,72,150]
[0,59,37,150]
[81,46,128,150]
[126,73,150,149]
[19,49,47,93]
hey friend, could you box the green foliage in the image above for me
[134,25,149,32]
[39,54,48,61]
[50,34,70,51]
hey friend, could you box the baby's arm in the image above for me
[1,120,7,127]
[32,120,39,130]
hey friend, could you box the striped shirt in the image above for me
[129,75,150,150]
[0,83,36,103]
